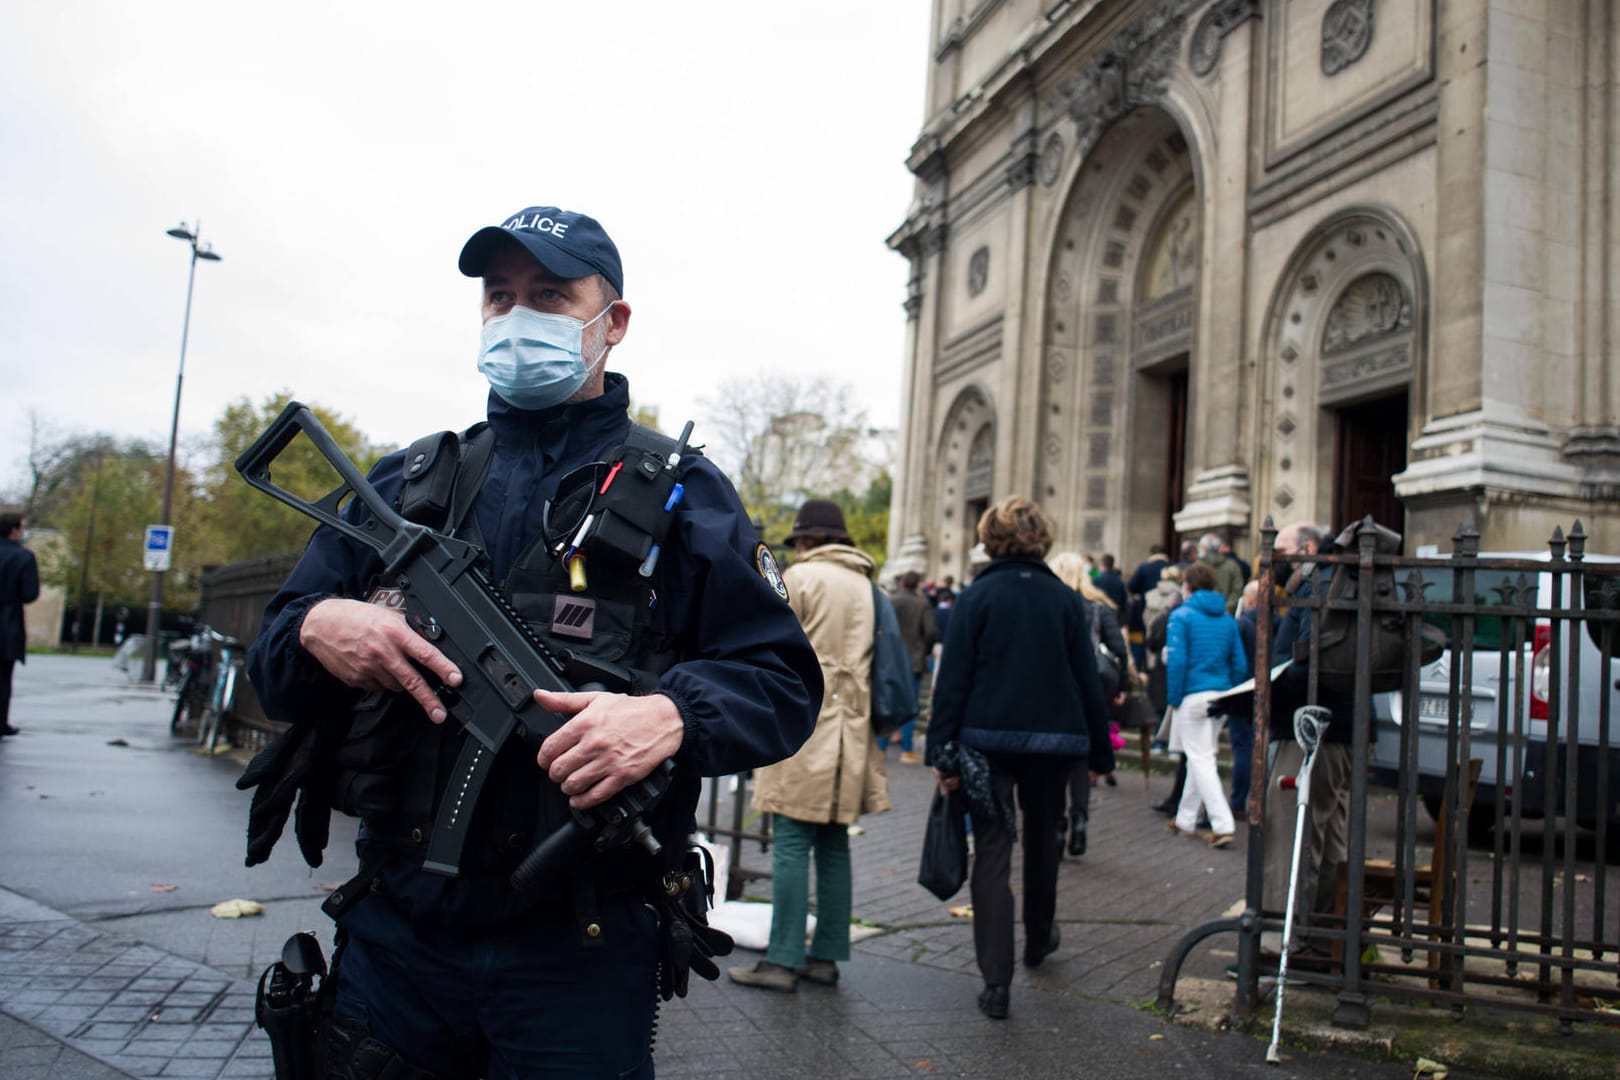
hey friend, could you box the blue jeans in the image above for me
[766,816,852,969]
[333,894,658,1078]
[877,674,924,752]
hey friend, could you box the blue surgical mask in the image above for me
[477,304,612,410]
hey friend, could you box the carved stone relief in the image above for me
[1055,7,1188,164]
[1141,188,1199,300]
[1039,133,1065,187]
[1321,0,1376,76]
[1189,0,1260,78]
[967,247,990,297]
[964,424,995,499]
[1322,272,1409,353]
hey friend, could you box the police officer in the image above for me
[245,206,822,1078]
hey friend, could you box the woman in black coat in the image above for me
[927,497,1114,1020]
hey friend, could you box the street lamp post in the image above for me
[140,221,222,683]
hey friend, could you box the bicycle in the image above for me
[196,632,245,756]
[168,628,215,736]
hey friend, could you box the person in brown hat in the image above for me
[780,498,854,546]
[730,499,891,992]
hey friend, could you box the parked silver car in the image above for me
[1368,550,1619,837]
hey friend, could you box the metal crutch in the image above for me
[1266,704,1332,1065]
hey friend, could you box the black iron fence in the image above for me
[1158,517,1620,1030]
[190,555,297,754]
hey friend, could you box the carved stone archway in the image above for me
[935,386,996,577]
[1262,209,1427,523]
[1040,107,1198,556]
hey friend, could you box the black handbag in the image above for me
[918,787,968,901]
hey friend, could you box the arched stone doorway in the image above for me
[936,387,995,579]
[1039,107,1198,559]
[1263,210,1426,536]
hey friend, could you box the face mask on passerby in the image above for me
[477,303,612,410]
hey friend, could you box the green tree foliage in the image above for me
[19,395,390,618]
[698,374,871,510]
[629,401,661,431]
[767,470,892,576]
[190,393,393,568]
[696,374,891,569]
[32,436,173,611]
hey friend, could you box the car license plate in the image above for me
[1417,695,1453,723]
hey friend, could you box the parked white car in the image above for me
[1368,550,1619,837]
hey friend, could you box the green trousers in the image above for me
[765,815,852,969]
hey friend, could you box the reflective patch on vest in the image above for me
[551,595,597,640]
[755,543,789,602]
[367,587,405,611]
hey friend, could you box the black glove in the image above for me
[237,717,348,869]
[237,723,318,867]
[656,894,734,1000]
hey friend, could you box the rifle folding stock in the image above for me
[236,402,669,888]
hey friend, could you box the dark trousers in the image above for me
[970,754,1077,987]
[0,659,13,729]
[1227,713,1254,812]
[333,893,658,1078]
[1065,762,1090,828]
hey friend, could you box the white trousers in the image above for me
[1174,690,1235,835]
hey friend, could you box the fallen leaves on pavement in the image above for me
[210,898,265,919]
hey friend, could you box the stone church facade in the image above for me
[886,0,1620,580]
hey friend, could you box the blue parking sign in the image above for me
[143,525,173,572]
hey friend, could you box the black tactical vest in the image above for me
[341,423,702,924]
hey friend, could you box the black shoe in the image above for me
[0,724,17,736]
[1067,818,1087,857]
[1150,799,1176,816]
[1024,925,1061,968]
[977,983,1009,1019]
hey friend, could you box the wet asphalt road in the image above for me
[0,654,1416,1078]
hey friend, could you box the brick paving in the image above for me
[732,745,1248,1007]
[0,656,1412,1079]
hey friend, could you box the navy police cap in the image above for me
[458,206,624,297]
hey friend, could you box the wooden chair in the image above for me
[1333,758,1483,984]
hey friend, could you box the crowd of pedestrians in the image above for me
[731,492,1349,1017]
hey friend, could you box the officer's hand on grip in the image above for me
[300,599,462,722]
[532,689,684,810]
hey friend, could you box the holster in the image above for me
[255,934,327,1080]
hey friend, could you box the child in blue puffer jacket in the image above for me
[1163,561,1248,846]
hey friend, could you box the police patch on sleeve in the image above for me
[755,543,789,602]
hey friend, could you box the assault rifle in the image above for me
[236,401,672,890]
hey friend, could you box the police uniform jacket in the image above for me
[925,555,1115,773]
[0,537,39,662]
[246,374,822,926]
[750,544,891,826]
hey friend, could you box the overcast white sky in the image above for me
[0,2,931,499]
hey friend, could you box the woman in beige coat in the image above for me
[729,500,891,992]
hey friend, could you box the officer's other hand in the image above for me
[532,689,684,809]
[299,598,462,723]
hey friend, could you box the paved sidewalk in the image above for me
[0,655,1408,1077]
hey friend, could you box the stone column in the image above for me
[1172,16,1255,538]
[1398,1,1601,547]
[887,158,949,578]
[1002,87,1041,497]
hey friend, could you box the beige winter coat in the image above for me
[750,543,892,825]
